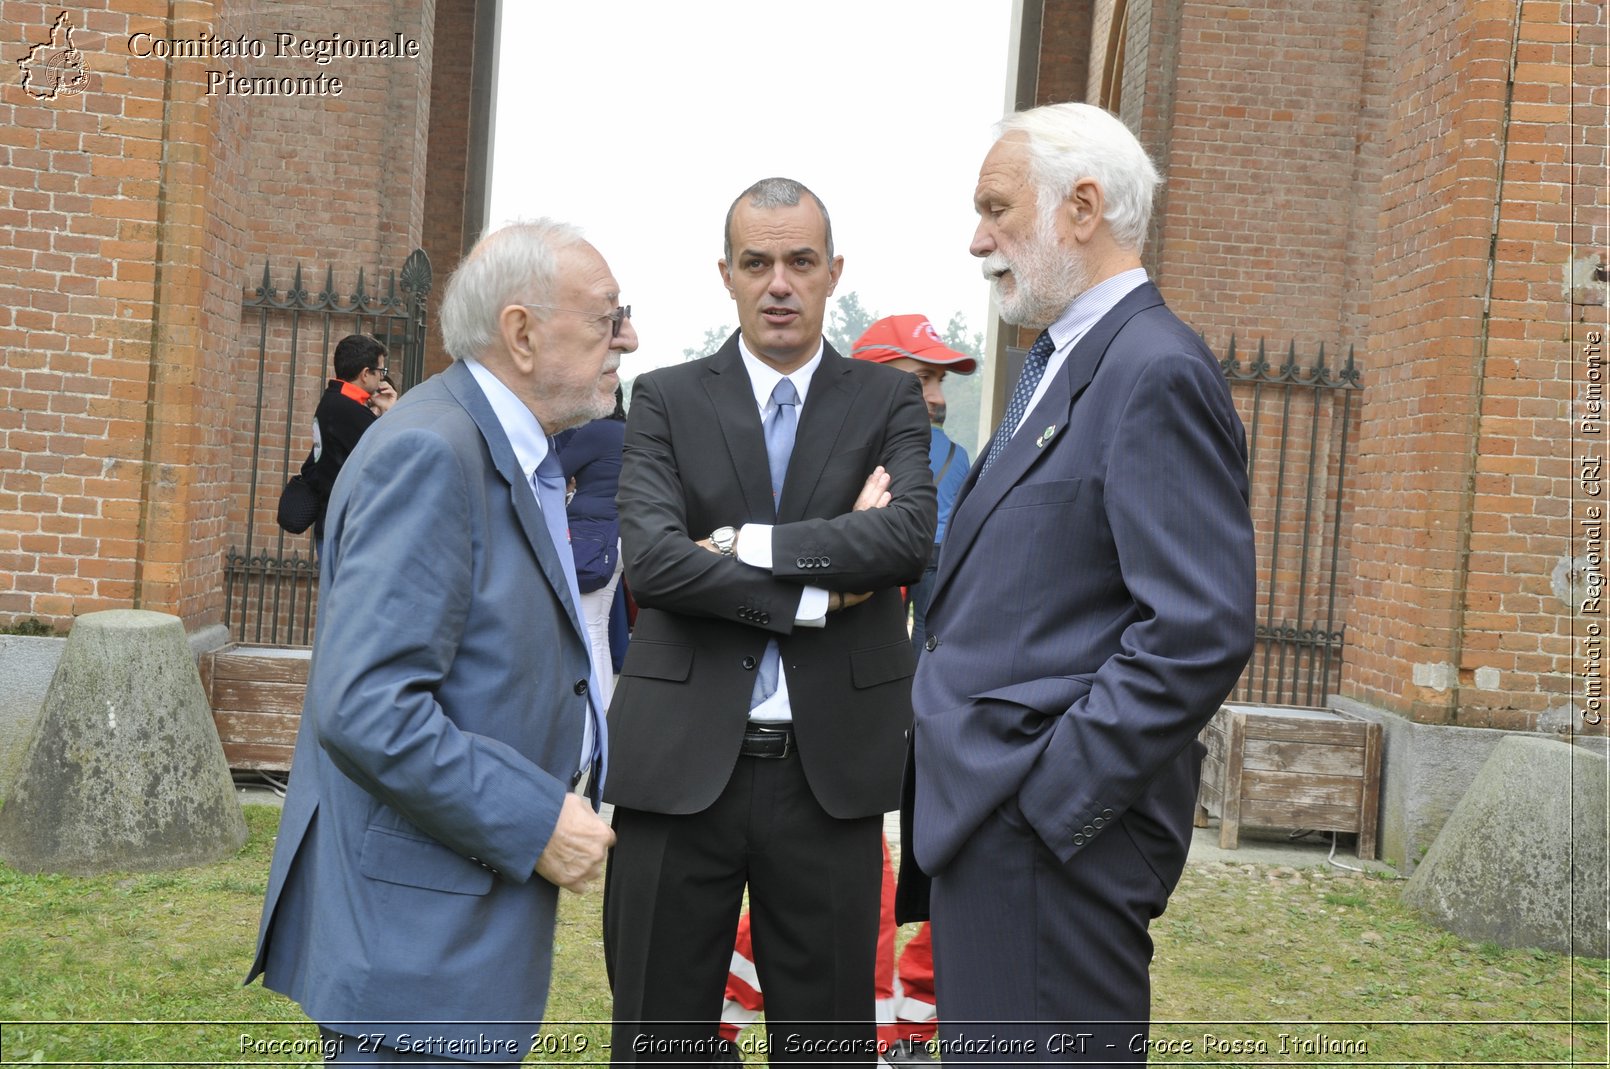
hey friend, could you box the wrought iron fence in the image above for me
[1220,337,1363,707]
[225,250,432,645]
[223,305,1362,705]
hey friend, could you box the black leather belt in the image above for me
[740,721,794,759]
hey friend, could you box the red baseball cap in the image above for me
[850,314,977,374]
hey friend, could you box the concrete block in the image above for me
[0,634,65,800]
[0,610,247,874]
[1402,736,1608,958]
[1330,696,1530,870]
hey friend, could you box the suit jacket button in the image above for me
[760,612,771,624]
[1101,808,1115,819]
[797,557,807,568]
[821,556,830,567]
[742,656,757,670]
[1072,833,1086,846]
[1082,825,1096,837]
[1093,816,1106,828]
[573,679,588,695]
[924,635,938,652]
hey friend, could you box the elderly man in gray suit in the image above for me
[248,219,628,1065]
[898,103,1256,1063]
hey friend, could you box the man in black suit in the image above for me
[604,177,936,1065]
[897,102,1256,1063]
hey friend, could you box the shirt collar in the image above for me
[462,357,553,481]
[1046,268,1150,352]
[737,334,823,412]
[335,379,372,405]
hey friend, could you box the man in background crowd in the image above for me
[301,333,395,546]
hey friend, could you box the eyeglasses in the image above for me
[521,304,632,338]
[369,366,389,377]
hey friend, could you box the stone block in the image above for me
[0,610,247,874]
[0,634,64,799]
[1402,736,1608,957]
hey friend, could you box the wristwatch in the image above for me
[710,526,737,556]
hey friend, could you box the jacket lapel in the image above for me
[928,283,1165,614]
[703,334,779,522]
[441,360,587,646]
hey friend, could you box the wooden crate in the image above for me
[1195,702,1382,859]
[200,644,310,771]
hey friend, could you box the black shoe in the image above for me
[883,1038,936,1066]
[710,1037,743,1066]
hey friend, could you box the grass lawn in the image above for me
[0,805,1604,1066]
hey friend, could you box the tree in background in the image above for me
[938,311,985,456]
[681,325,732,363]
[823,291,878,358]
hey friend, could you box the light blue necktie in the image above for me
[535,444,607,795]
[751,378,799,708]
[978,330,1055,477]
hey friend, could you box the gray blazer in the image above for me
[248,359,594,1060]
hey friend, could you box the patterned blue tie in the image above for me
[751,378,799,707]
[535,444,607,794]
[978,330,1055,477]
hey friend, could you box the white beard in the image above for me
[984,213,1091,329]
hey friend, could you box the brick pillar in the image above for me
[1,0,440,635]
[421,0,482,375]
[1342,0,1596,733]
[1,1,220,628]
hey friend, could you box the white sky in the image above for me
[488,0,1017,374]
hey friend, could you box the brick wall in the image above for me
[1025,0,1597,729]
[1,0,439,634]
[1149,0,1380,350]
[1036,0,1093,108]
[214,0,436,644]
[2,0,193,626]
[421,0,477,376]
[1346,0,1602,731]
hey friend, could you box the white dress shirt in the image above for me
[463,358,599,775]
[1012,268,1151,437]
[729,336,832,722]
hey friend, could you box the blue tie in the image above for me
[535,444,607,794]
[979,330,1055,477]
[752,378,799,708]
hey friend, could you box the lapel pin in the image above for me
[1036,424,1057,448]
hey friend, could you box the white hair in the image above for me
[439,218,586,362]
[998,102,1161,252]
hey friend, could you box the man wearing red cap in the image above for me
[716,314,972,1067]
[848,315,977,655]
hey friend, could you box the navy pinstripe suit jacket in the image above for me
[898,282,1255,917]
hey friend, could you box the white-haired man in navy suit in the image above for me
[898,102,1256,1065]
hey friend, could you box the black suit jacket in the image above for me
[605,334,936,819]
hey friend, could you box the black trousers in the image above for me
[604,749,883,1065]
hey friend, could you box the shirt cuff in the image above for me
[795,587,828,627]
[736,523,773,568]
[739,523,825,625]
